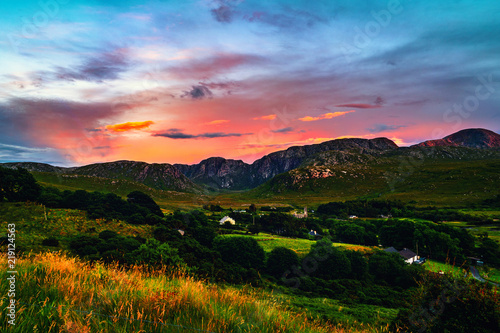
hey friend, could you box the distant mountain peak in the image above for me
[415,128,500,148]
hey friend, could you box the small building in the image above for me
[383,247,399,254]
[349,215,358,219]
[177,229,185,236]
[383,247,419,264]
[399,248,419,264]
[219,216,236,225]
[293,207,308,219]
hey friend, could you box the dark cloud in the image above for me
[0,97,120,152]
[374,96,385,106]
[367,124,406,133]
[181,85,213,100]
[35,50,130,83]
[212,5,234,23]
[272,127,294,133]
[335,103,382,109]
[153,129,252,139]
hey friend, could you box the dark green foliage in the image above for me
[41,237,59,247]
[130,239,184,267]
[127,191,164,217]
[308,239,351,280]
[393,274,500,332]
[38,187,163,225]
[345,250,369,280]
[213,236,265,269]
[68,234,143,263]
[98,230,118,240]
[266,247,299,278]
[478,237,500,266]
[368,251,420,287]
[0,167,41,202]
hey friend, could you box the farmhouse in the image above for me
[383,247,419,264]
[219,216,236,225]
[399,248,419,264]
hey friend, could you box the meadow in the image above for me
[0,252,397,333]
[223,233,375,257]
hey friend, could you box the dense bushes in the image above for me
[393,273,500,332]
[38,187,163,224]
[213,236,265,270]
[266,247,299,278]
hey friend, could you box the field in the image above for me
[422,259,468,277]
[443,221,500,243]
[222,233,376,257]
[478,267,500,284]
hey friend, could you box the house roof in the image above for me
[383,247,399,254]
[399,248,418,259]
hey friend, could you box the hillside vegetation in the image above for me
[1,252,368,333]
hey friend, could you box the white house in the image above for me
[398,248,419,264]
[219,216,236,225]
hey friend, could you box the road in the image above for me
[470,266,499,287]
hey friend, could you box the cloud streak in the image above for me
[153,129,252,139]
[106,121,154,132]
[299,111,355,122]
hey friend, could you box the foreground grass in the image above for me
[0,252,397,333]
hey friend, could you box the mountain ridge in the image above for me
[2,128,499,193]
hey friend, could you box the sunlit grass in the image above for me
[0,252,397,332]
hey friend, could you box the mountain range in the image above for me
[2,128,500,203]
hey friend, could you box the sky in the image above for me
[1,0,499,166]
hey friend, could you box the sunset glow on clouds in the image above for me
[299,111,355,122]
[0,0,499,166]
[106,121,154,132]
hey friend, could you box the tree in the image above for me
[266,247,299,278]
[127,191,163,217]
[248,203,257,213]
[0,167,41,202]
[308,237,351,280]
[131,239,184,267]
[213,236,265,269]
[345,250,368,280]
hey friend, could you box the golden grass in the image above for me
[0,252,398,332]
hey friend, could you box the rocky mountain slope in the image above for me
[175,137,397,190]
[1,160,201,193]
[415,128,500,148]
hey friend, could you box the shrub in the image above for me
[213,236,265,269]
[266,247,299,278]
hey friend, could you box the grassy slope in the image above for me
[0,202,154,252]
[32,172,209,211]
[1,203,399,331]
[2,252,368,333]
